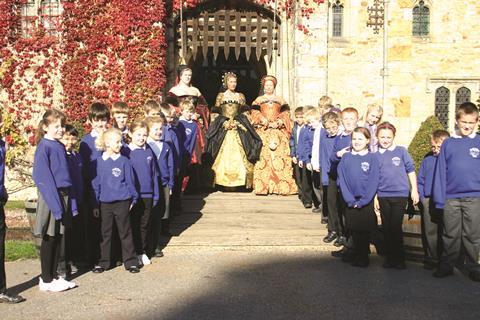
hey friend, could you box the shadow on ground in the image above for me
[142,254,480,320]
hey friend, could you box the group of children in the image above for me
[290,97,480,282]
[29,98,203,292]
[1,95,479,298]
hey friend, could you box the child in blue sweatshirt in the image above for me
[433,102,480,282]
[146,116,175,257]
[0,113,25,303]
[91,128,140,274]
[33,109,77,292]
[338,127,379,267]
[79,102,110,266]
[290,107,305,204]
[123,120,159,266]
[417,129,449,270]
[320,112,341,244]
[297,106,319,209]
[375,122,419,269]
[179,100,201,192]
[57,125,85,277]
[112,101,130,144]
[329,107,358,249]
[161,103,185,212]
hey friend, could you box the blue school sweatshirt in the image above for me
[79,132,102,181]
[67,151,84,203]
[92,153,139,206]
[320,129,337,186]
[289,124,303,158]
[179,119,198,160]
[32,137,73,219]
[417,153,436,201]
[329,132,352,179]
[376,145,415,197]
[297,125,315,164]
[0,140,6,200]
[337,151,379,208]
[123,144,160,203]
[164,124,181,173]
[433,134,480,209]
[148,138,175,189]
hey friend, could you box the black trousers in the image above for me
[352,231,371,263]
[0,204,6,292]
[379,197,408,264]
[420,198,443,264]
[322,186,329,218]
[131,198,153,255]
[85,189,101,266]
[40,233,63,283]
[148,187,170,256]
[326,177,341,234]
[440,197,480,272]
[311,171,322,210]
[293,163,303,201]
[99,201,137,269]
[300,167,319,207]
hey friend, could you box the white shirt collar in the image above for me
[451,131,476,139]
[91,129,99,138]
[351,149,369,156]
[102,152,121,160]
[378,144,396,154]
[128,143,146,151]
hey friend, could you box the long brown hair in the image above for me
[35,109,66,144]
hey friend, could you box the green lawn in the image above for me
[5,240,38,261]
[4,200,25,210]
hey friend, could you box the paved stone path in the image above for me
[1,192,479,320]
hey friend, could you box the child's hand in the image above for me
[129,203,134,211]
[314,168,320,172]
[292,157,298,164]
[336,147,350,158]
[374,196,380,212]
[298,161,303,168]
[411,190,420,205]
[306,163,313,171]
[93,209,100,218]
[169,189,173,196]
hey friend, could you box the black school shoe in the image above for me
[128,266,140,273]
[92,265,105,273]
[433,266,454,278]
[303,203,313,209]
[333,236,346,247]
[0,291,26,304]
[323,231,338,243]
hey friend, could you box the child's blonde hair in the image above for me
[125,120,149,144]
[322,111,341,127]
[364,103,383,123]
[180,100,195,113]
[95,128,122,151]
[318,96,333,109]
[303,106,321,122]
[112,101,129,115]
[145,116,166,130]
[144,99,161,115]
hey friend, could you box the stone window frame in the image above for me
[412,0,431,40]
[427,78,480,131]
[331,0,344,38]
[19,0,62,38]
[328,0,350,43]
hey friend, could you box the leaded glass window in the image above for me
[456,87,471,109]
[332,1,343,38]
[435,86,450,130]
[20,0,36,38]
[40,0,62,36]
[413,1,429,37]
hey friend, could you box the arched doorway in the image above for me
[172,0,281,106]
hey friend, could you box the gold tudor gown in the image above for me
[205,92,262,188]
[251,97,297,195]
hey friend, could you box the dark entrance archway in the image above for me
[172,0,281,106]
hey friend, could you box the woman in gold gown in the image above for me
[205,72,262,188]
[251,75,297,195]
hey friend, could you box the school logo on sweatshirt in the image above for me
[361,162,370,172]
[392,157,401,166]
[469,147,480,158]
[112,167,122,177]
[185,128,192,136]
